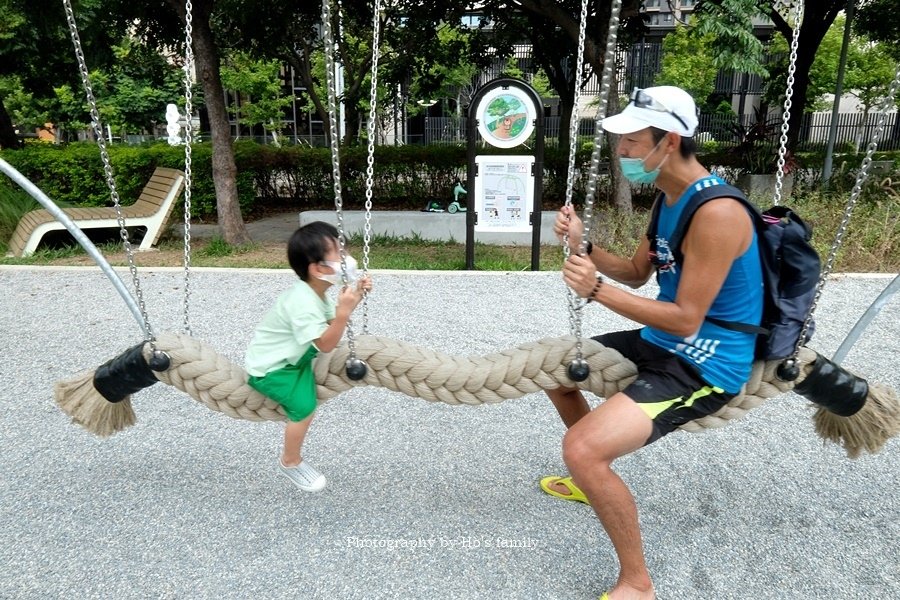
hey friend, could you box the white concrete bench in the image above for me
[299,210,562,245]
[7,167,185,257]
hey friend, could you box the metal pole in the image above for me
[291,70,298,145]
[832,273,900,365]
[0,158,148,336]
[822,0,856,185]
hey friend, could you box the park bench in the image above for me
[6,167,185,257]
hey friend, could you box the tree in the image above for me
[845,35,900,146]
[102,0,250,245]
[855,0,900,60]
[698,0,851,150]
[86,37,186,137]
[691,0,769,77]
[654,25,719,106]
[222,0,389,146]
[762,14,846,112]
[402,23,480,141]
[0,0,120,147]
[1,0,250,243]
[220,51,293,146]
[853,0,900,146]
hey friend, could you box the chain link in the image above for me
[562,0,591,358]
[562,0,622,362]
[772,1,803,207]
[181,0,194,335]
[321,0,359,356]
[360,0,382,334]
[790,62,900,361]
[62,0,157,351]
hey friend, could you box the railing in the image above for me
[409,113,900,151]
[104,112,899,152]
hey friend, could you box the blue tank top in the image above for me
[641,176,763,393]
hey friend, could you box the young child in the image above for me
[245,222,372,491]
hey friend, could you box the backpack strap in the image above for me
[646,191,666,258]
[706,315,767,335]
[667,183,757,265]
[655,182,770,336]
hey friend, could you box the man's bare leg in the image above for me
[544,386,592,497]
[547,386,591,428]
[564,393,656,600]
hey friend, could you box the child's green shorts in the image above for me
[247,346,319,422]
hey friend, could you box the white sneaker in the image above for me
[279,460,326,492]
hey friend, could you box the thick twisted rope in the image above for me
[147,332,815,432]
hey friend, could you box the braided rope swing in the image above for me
[144,332,809,431]
[56,331,898,457]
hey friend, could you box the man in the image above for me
[546,86,763,600]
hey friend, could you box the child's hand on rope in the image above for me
[337,276,373,314]
[357,276,373,296]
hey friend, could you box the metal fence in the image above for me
[412,112,900,151]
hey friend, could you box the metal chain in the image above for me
[563,0,591,360]
[321,0,359,356]
[181,0,194,335]
[772,1,803,207]
[582,0,621,217]
[790,62,900,361]
[62,0,157,351]
[360,0,382,334]
[562,0,622,366]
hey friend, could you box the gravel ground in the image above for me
[1,266,898,600]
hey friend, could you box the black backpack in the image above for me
[647,183,822,360]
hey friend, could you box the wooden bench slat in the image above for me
[137,197,168,208]
[7,167,185,257]
[140,186,170,199]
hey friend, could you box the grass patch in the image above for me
[195,236,262,258]
[784,187,900,272]
[349,240,566,271]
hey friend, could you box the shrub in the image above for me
[0,142,255,218]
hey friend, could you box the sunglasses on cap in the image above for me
[629,88,689,132]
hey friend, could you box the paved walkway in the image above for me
[191,211,561,245]
[190,212,300,243]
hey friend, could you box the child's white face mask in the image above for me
[317,255,359,285]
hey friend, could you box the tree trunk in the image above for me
[340,54,372,146]
[343,107,360,145]
[609,146,631,212]
[785,43,818,152]
[605,71,631,213]
[285,43,329,144]
[769,3,841,152]
[0,99,22,149]
[170,0,250,245]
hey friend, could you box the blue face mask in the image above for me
[619,140,668,184]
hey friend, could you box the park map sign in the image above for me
[473,84,538,232]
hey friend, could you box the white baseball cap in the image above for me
[602,86,698,137]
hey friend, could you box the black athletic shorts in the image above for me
[593,329,737,445]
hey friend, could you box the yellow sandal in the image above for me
[539,475,589,504]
